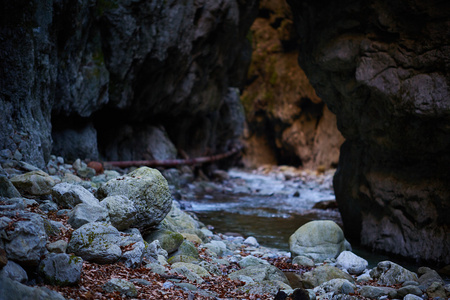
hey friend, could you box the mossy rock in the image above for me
[144,229,184,254]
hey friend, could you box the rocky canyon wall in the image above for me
[288,0,450,263]
[241,0,344,169]
[0,0,258,168]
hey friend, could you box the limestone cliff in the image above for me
[0,0,258,167]
[288,0,450,263]
[241,0,344,169]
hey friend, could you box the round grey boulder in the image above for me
[10,171,55,196]
[67,203,108,229]
[39,253,83,286]
[336,251,368,275]
[370,261,418,286]
[289,220,347,262]
[103,278,138,297]
[100,195,137,230]
[97,167,172,233]
[52,183,100,208]
[67,222,122,264]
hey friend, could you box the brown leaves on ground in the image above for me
[44,260,275,299]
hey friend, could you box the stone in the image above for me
[426,281,447,299]
[0,274,65,300]
[244,236,260,247]
[68,203,108,229]
[228,264,290,285]
[202,240,228,257]
[46,240,68,253]
[118,228,147,268]
[144,229,184,254]
[39,253,83,286]
[238,255,270,268]
[103,278,138,298]
[170,240,199,259]
[99,195,137,231]
[142,239,168,263]
[238,280,293,296]
[300,265,354,289]
[52,183,100,208]
[335,251,368,275]
[171,266,204,284]
[144,263,167,275]
[289,220,346,262]
[10,171,55,196]
[0,176,21,198]
[161,200,202,235]
[292,256,315,267]
[396,285,423,298]
[171,262,210,277]
[181,233,203,244]
[97,167,172,232]
[1,212,48,266]
[314,278,356,296]
[87,161,103,174]
[358,286,396,299]
[403,295,423,300]
[0,260,28,283]
[370,261,418,286]
[417,266,444,289]
[77,166,96,179]
[67,222,122,264]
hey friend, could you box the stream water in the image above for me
[182,168,341,252]
[181,167,447,273]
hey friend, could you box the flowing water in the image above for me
[182,168,341,252]
[181,168,448,273]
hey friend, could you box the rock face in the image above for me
[241,1,344,169]
[287,0,450,263]
[0,0,258,168]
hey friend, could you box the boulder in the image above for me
[358,286,397,299]
[0,260,28,283]
[118,228,147,268]
[300,265,354,289]
[52,183,100,208]
[396,285,423,298]
[10,171,55,196]
[238,280,293,296]
[97,167,172,232]
[39,253,83,286]
[142,240,168,263]
[202,240,228,257]
[238,255,270,268]
[314,278,356,296]
[289,220,347,262]
[0,274,65,300]
[0,176,21,198]
[144,229,184,254]
[67,203,108,229]
[46,240,68,254]
[171,262,210,277]
[370,261,418,286]
[426,282,447,299]
[103,278,137,298]
[67,222,121,264]
[1,212,48,266]
[160,200,202,235]
[292,256,315,267]
[100,195,137,230]
[417,266,444,289]
[335,251,368,275]
[169,240,199,260]
[171,265,204,284]
[228,264,290,285]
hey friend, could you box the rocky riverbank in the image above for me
[1,156,449,299]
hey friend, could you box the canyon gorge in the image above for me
[0,0,449,264]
